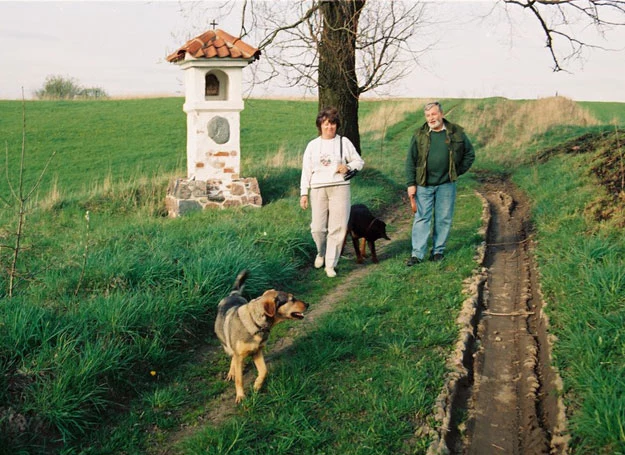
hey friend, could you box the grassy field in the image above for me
[0,96,623,454]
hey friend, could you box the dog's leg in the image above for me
[227,357,236,382]
[369,240,379,263]
[252,351,268,392]
[232,354,246,403]
[359,238,368,259]
[352,235,364,263]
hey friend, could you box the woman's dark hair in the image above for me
[316,106,340,133]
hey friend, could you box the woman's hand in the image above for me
[336,164,349,174]
[300,195,309,210]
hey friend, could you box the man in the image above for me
[405,101,475,266]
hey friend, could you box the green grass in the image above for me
[71,180,482,455]
[580,101,625,125]
[514,153,625,454]
[0,97,624,454]
[0,98,186,199]
[0,97,404,452]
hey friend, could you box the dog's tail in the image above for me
[230,270,249,295]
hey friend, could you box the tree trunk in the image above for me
[318,0,365,154]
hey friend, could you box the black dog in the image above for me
[345,204,390,264]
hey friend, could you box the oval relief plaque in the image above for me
[207,116,230,145]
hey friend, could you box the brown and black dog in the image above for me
[214,270,309,403]
[345,203,390,264]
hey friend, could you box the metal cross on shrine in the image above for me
[210,20,218,29]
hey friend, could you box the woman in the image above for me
[300,107,364,278]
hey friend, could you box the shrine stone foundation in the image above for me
[165,177,262,217]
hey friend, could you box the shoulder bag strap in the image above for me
[339,135,344,163]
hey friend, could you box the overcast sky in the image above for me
[1,0,624,102]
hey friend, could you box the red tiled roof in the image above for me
[166,29,260,63]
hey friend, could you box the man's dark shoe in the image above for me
[406,256,422,266]
[430,253,444,262]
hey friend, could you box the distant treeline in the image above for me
[35,74,108,100]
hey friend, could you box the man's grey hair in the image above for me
[424,101,442,112]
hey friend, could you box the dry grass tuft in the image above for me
[39,176,62,210]
[262,145,301,168]
[360,99,424,140]
[512,96,598,140]
[464,96,600,149]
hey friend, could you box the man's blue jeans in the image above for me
[411,182,457,260]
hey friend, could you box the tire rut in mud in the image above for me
[430,179,569,455]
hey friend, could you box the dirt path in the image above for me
[154,200,414,454]
[157,180,570,454]
[429,178,569,454]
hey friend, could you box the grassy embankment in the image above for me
[0,96,623,454]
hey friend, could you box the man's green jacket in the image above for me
[405,118,475,187]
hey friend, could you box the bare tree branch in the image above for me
[256,3,319,49]
[179,0,625,150]
[2,91,56,297]
[355,1,429,94]
[504,0,625,71]
[233,1,431,97]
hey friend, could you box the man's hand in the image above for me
[407,186,417,213]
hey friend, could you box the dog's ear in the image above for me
[263,298,276,318]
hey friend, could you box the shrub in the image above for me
[34,75,108,100]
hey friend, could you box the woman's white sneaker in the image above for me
[325,267,337,278]
[314,255,324,269]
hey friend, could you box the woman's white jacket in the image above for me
[300,135,365,196]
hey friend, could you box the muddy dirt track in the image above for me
[430,179,569,455]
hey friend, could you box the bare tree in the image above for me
[316,0,365,151]
[198,0,429,153]
[187,0,624,150]
[1,94,56,298]
[503,0,625,71]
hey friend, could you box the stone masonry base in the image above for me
[165,177,262,217]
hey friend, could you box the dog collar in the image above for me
[365,218,380,236]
